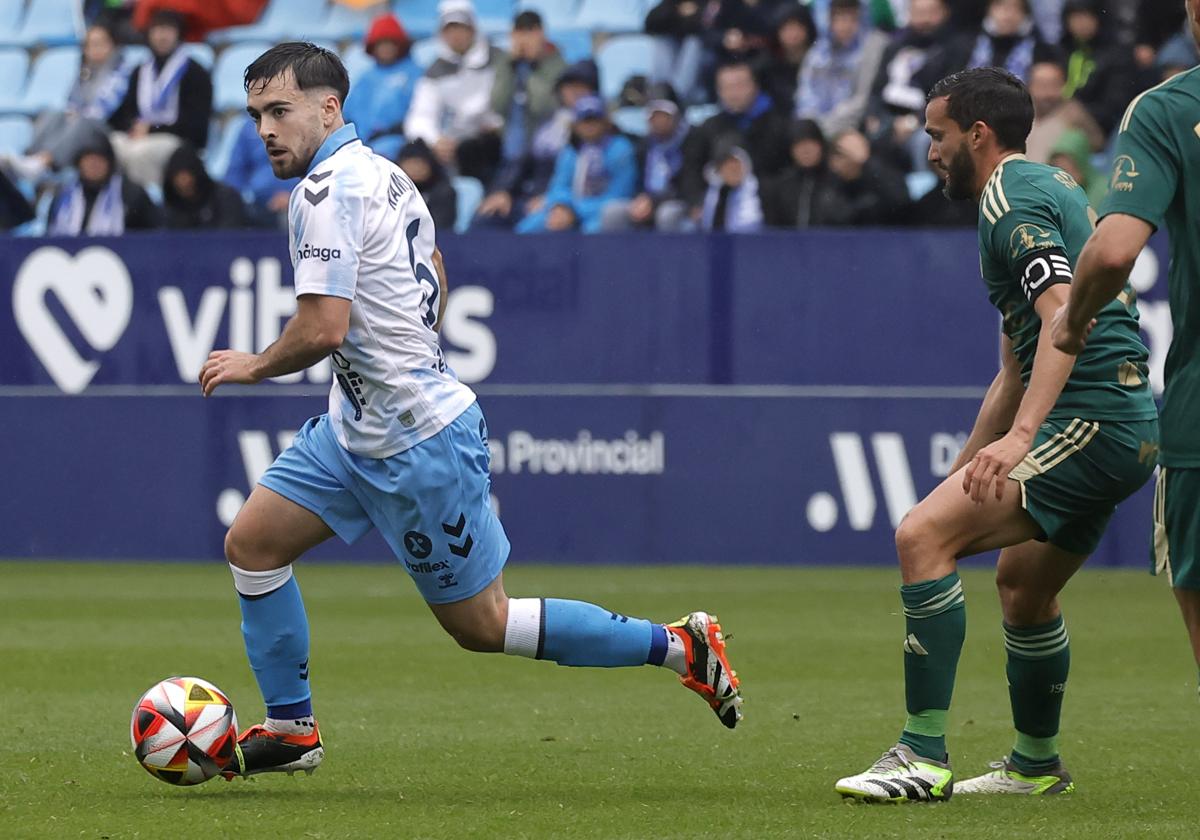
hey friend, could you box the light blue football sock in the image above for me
[504,597,665,667]
[235,572,312,711]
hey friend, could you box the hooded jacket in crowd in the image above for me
[343,14,421,162]
[679,91,791,208]
[404,32,503,145]
[48,135,159,235]
[397,139,458,234]
[162,144,246,229]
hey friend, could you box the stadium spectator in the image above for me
[108,10,213,187]
[1024,59,1103,163]
[1134,0,1186,75]
[705,0,788,68]
[221,115,299,228]
[822,127,909,225]
[397,139,458,233]
[1155,31,1200,81]
[404,0,504,183]
[865,0,970,173]
[47,134,159,235]
[0,169,35,231]
[516,95,637,233]
[794,0,890,138]
[965,0,1057,83]
[1047,127,1106,207]
[679,60,790,219]
[162,143,246,229]
[475,59,598,229]
[490,11,566,178]
[758,4,817,110]
[1058,0,1139,134]
[600,83,691,231]
[342,13,420,162]
[3,23,131,183]
[644,0,712,104]
[761,118,841,228]
[699,140,763,232]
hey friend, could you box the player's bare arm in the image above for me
[1051,214,1155,354]
[964,284,1076,503]
[950,333,1025,474]
[199,295,350,396]
[432,247,448,331]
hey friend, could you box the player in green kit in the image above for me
[835,67,1159,803]
[1054,0,1200,697]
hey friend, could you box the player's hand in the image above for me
[962,431,1031,504]
[199,350,263,397]
[1050,303,1095,355]
[478,191,512,217]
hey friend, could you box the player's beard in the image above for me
[941,141,976,201]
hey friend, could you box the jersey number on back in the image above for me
[405,218,439,329]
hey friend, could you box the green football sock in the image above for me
[1005,615,1070,775]
[897,572,966,760]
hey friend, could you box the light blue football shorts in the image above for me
[258,402,509,604]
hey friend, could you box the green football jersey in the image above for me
[1101,66,1200,467]
[977,154,1158,423]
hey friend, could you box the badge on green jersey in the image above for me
[1109,154,1140,193]
[1008,223,1057,261]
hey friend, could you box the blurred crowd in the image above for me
[0,0,1194,236]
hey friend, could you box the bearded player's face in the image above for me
[924,96,978,201]
[246,70,339,180]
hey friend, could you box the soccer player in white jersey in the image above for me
[199,43,742,778]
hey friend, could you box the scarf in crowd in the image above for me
[571,138,611,197]
[68,54,131,121]
[968,17,1036,82]
[642,121,688,197]
[795,31,865,119]
[701,149,762,232]
[49,175,125,236]
[135,48,189,126]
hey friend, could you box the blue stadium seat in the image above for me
[551,30,592,63]
[15,47,80,115]
[205,116,245,180]
[0,114,33,155]
[212,42,273,112]
[595,34,653,101]
[184,43,216,71]
[393,0,440,38]
[323,2,381,41]
[451,175,483,233]
[474,0,516,35]
[410,37,441,69]
[610,106,645,137]
[575,0,649,32]
[906,171,937,201]
[211,0,329,44]
[0,48,30,111]
[0,0,26,47]
[341,43,374,85]
[518,0,579,33]
[17,0,84,46]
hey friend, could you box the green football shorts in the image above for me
[1007,417,1159,556]
[1152,467,1200,590]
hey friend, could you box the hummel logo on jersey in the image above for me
[903,634,928,655]
[304,185,329,205]
[309,171,332,183]
[296,243,342,262]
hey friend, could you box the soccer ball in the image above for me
[130,676,238,785]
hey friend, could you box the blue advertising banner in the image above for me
[0,231,1172,566]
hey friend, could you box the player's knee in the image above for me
[224,525,288,572]
[895,511,933,565]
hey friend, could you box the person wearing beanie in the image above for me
[516,94,637,233]
[343,13,421,161]
[396,138,459,233]
[47,134,159,235]
[162,142,246,229]
[404,0,505,183]
[108,9,213,187]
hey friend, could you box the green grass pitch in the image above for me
[1,562,1195,839]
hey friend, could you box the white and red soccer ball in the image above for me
[130,677,238,785]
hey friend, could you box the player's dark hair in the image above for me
[927,67,1034,152]
[244,41,350,105]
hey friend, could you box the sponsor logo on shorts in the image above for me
[406,558,452,574]
[403,530,433,559]
[295,243,342,262]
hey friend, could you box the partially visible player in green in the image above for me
[1053,0,1200,698]
[835,67,1159,803]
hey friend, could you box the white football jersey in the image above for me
[288,123,475,458]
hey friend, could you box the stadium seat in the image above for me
[392,0,440,38]
[518,0,579,33]
[15,47,80,115]
[906,171,938,201]
[0,114,33,156]
[473,0,516,35]
[551,30,592,63]
[211,0,329,44]
[206,116,245,180]
[212,42,273,112]
[184,43,216,70]
[322,2,381,41]
[0,48,30,111]
[16,0,84,46]
[341,43,374,85]
[595,34,653,101]
[610,106,645,137]
[574,0,650,33]
[410,37,441,69]
[451,175,483,233]
[0,0,26,47]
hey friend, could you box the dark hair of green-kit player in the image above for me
[927,67,1034,153]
